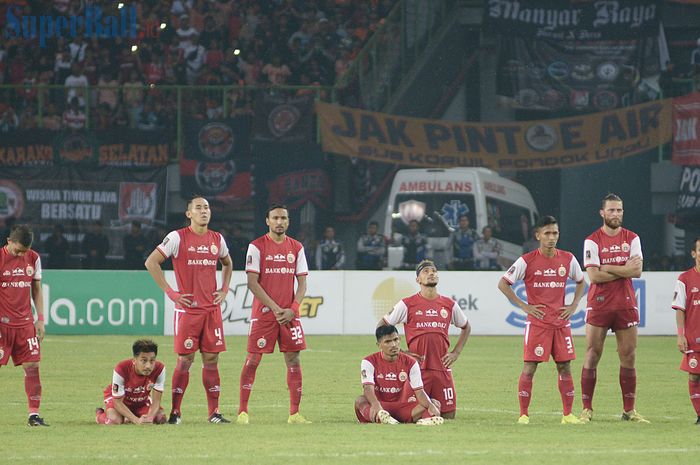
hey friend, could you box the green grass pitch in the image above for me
[1,335,698,464]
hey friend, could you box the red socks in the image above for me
[619,367,636,412]
[558,373,575,416]
[581,368,596,410]
[238,354,260,414]
[171,358,192,415]
[357,403,373,423]
[96,410,109,424]
[287,364,303,415]
[518,373,533,416]
[23,366,41,414]
[202,363,221,416]
[689,379,700,416]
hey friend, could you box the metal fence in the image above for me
[0,84,335,156]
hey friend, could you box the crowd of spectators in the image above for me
[2,213,695,272]
[0,0,396,132]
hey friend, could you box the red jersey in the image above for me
[583,227,641,311]
[383,293,468,372]
[0,246,42,328]
[672,267,700,352]
[106,359,166,408]
[245,234,309,322]
[502,249,584,329]
[360,352,423,403]
[157,227,229,314]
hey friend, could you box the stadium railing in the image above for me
[0,84,336,156]
[335,0,459,111]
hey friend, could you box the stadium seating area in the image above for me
[0,0,397,131]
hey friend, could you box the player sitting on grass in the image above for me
[96,339,166,425]
[354,324,444,425]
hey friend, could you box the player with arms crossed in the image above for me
[145,196,233,424]
[379,259,470,419]
[355,324,444,425]
[580,193,648,423]
[0,225,48,426]
[671,237,700,425]
[237,205,311,425]
[498,216,586,424]
[96,339,166,425]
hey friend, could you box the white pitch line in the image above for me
[5,448,700,461]
[270,447,699,459]
[3,455,213,461]
[455,405,685,420]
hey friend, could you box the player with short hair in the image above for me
[96,339,166,425]
[671,237,700,425]
[580,194,649,423]
[379,259,470,419]
[498,215,586,425]
[355,324,444,425]
[145,195,233,424]
[0,225,48,426]
[237,205,310,425]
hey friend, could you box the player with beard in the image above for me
[379,260,470,418]
[237,205,311,424]
[579,194,649,423]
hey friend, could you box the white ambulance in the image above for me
[385,168,539,269]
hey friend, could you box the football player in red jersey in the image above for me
[355,324,443,425]
[145,196,233,424]
[671,237,700,425]
[237,205,310,424]
[580,194,648,423]
[96,339,167,425]
[498,216,586,424]
[0,225,48,426]
[380,259,470,418]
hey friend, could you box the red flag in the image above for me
[672,93,700,165]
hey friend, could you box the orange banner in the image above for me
[316,100,673,170]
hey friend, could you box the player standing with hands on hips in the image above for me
[498,215,586,425]
[671,237,700,425]
[145,195,233,424]
[237,205,311,425]
[579,194,649,423]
